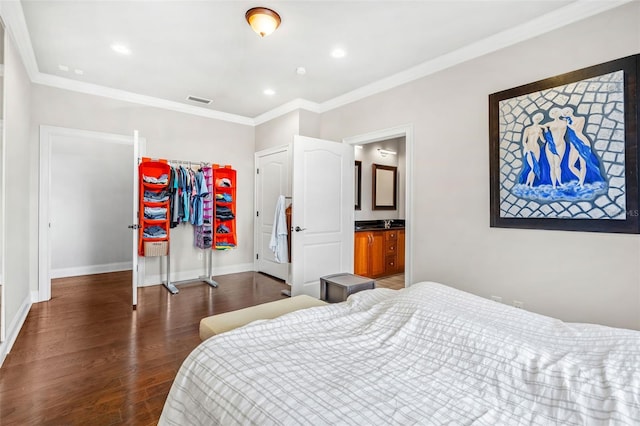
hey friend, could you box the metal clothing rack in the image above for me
[164,249,218,294]
[139,157,219,294]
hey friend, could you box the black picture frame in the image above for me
[489,54,639,234]
[355,160,362,210]
[372,164,397,210]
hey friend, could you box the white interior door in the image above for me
[255,146,290,281]
[290,135,354,298]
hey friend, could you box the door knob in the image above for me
[294,226,307,232]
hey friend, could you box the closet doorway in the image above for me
[254,146,290,281]
[344,124,414,288]
[38,126,145,304]
[254,136,354,297]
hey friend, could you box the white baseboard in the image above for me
[0,293,32,368]
[142,262,254,287]
[51,261,132,279]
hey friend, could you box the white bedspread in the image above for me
[159,282,640,425]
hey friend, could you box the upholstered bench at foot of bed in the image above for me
[199,295,328,340]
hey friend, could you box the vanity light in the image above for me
[378,149,397,157]
[246,7,281,38]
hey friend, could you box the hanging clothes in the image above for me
[194,165,213,249]
[269,195,289,263]
[170,166,180,228]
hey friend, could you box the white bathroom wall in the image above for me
[355,138,402,221]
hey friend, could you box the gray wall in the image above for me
[30,84,255,286]
[320,3,640,330]
[255,110,300,152]
[255,109,323,153]
[50,136,132,276]
[4,29,32,334]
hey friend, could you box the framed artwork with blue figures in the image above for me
[489,54,639,233]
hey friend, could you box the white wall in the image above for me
[320,2,640,330]
[2,24,32,357]
[30,84,255,287]
[50,135,132,277]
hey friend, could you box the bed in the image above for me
[159,282,640,425]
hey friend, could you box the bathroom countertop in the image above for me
[354,220,405,232]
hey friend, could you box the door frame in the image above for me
[343,124,414,288]
[38,125,146,302]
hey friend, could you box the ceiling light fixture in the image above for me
[111,44,131,55]
[331,48,346,58]
[378,149,397,157]
[263,88,276,96]
[245,7,281,38]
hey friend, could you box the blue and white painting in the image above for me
[499,70,626,220]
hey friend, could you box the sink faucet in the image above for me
[384,220,393,229]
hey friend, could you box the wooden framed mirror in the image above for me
[372,164,397,210]
[354,161,361,210]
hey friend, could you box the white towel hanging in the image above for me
[269,195,289,263]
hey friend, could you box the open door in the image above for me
[290,135,354,297]
[131,130,140,308]
[255,146,290,281]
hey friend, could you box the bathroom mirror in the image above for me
[372,164,397,210]
[354,161,361,210]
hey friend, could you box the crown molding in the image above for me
[317,0,634,113]
[0,0,632,127]
[253,98,321,126]
[32,72,254,126]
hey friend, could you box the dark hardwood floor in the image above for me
[0,271,288,425]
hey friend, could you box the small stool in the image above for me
[320,273,376,303]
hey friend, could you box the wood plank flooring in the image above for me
[375,273,405,290]
[0,271,288,425]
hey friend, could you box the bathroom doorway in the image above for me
[344,125,413,288]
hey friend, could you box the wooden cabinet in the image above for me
[354,229,404,279]
[354,231,385,277]
[397,230,405,271]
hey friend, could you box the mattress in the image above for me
[159,282,640,425]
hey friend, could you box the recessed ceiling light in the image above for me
[74,69,84,75]
[331,48,346,58]
[264,89,276,96]
[111,44,131,55]
[296,67,306,76]
[58,64,69,72]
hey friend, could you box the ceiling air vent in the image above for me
[186,95,212,105]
